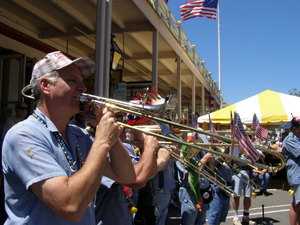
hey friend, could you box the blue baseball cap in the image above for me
[284,117,300,129]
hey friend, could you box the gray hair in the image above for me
[31,71,59,105]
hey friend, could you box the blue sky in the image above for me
[167,0,300,105]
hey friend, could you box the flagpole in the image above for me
[217,0,222,99]
[230,111,235,159]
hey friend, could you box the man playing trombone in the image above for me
[94,92,173,225]
[175,130,215,225]
[2,51,136,225]
[207,148,233,225]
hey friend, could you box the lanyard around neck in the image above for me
[32,112,84,172]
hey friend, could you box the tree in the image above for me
[289,88,300,97]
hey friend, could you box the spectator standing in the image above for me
[231,147,256,225]
[252,167,271,196]
[283,117,300,225]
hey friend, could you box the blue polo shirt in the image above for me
[95,143,140,225]
[283,132,300,186]
[2,108,95,225]
[95,177,133,225]
[152,159,176,193]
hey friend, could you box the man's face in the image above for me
[129,121,153,148]
[292,126,300,138]
[49,64,87,115]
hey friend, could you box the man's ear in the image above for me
[39,78,52,95]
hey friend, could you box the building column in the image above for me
[177,57,182,120]
[152,29,158,89]
[201,85,205,115]
[192,74,195,115]
[95,0,112,97]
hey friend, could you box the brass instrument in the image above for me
[22,86,283,193]
[74,93,285,173]
[162,144,235,197]
[123,132,235,196]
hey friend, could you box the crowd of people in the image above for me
[0,51,298,225]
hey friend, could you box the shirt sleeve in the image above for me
[284,136,300,158]
[2,125,68,190]
[123,143,140,164]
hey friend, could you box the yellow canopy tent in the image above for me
[197,90,300,125]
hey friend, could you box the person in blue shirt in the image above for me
[1,51,136,225]
[252,167,271,196]
[176,131,214,225]
[95,96,172,225]
[95,132,171,225]
[283,117,300,225]
[152,156,177,225]
[207,157,233,225]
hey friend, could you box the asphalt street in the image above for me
[166,177,291,225]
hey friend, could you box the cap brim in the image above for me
[57,57,95,77]
[281,122,292,129]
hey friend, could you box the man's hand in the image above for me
[143,134,160,155]
[94,107,122,148]
[81,102,104,128]
[157,147,171,162]
[147,90,165,106]
[198,152,215,172]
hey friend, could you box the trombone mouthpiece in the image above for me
[77,94,89,103]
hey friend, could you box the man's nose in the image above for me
[78,81,87,93]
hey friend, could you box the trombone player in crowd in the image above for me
[1,51,136,225]
[283,117,300,225]
[175,129,215,225]
[95,93,173,225]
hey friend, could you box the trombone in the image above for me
[21,86,235,194]
[21,86,285,173]
[76,93,285,173]
[141,126,260,192]
[162,144,235,197]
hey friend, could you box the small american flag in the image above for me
[180,0,218,21]
[251,114,268,141]
[234,112,259,163]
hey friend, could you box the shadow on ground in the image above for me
[251,217,279,225]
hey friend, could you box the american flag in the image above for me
[233,112,259,163]
[251,113,269,141]
[180,0,218,21]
